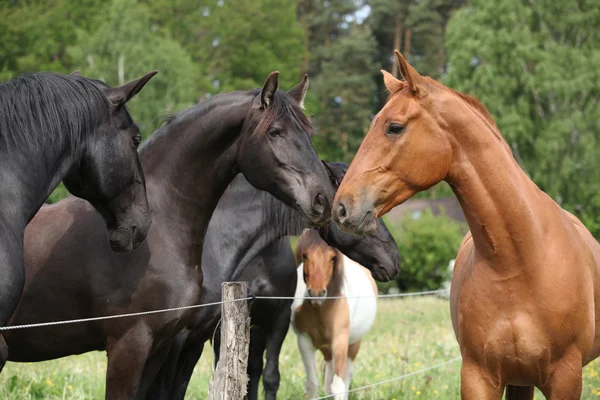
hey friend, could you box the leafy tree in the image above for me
[312,24,379,162]
[0,0,104,80]
[445,0,600,236]
[146,0,306,92]
[68,0,200,136]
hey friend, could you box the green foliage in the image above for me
[445,0,600,236]
[312,24,379,162]
[67,0,200,136]
[391,209,465,292]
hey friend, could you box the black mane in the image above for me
[0,73,110,156]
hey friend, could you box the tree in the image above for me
[146,0,306,92]
[67,0,201,136]
[312,24,379,162]
[445,0,600,236]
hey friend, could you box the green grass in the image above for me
[2,297,600,399]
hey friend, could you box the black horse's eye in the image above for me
[268,127,281,137]
[387,123,405,135]
[132,135,142,147]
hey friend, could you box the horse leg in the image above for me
[539,349,583,400]
[247,326,266,400]
[168,336,208,400]
[0,237,25,372]
[460,361,503,400]
[105,327,154,400]
[144,332,187,400]
[321,349,333,395]
[135,341,175,400]
[263,307,291,400]
[330,334,349,400]
[343,341,361,396]
[297,333,319,398]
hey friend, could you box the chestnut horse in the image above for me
[333,50,600,399]
[291,230,377,400]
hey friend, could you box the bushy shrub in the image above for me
[387,209,466,292]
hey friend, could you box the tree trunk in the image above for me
[403,27,412,63]
[392,14,403,77]
[208,282,250,400]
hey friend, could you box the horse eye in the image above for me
[331,256,337,264]
[132,135,142,147]
[387,123,405,135]
[302,254,308,261]
[268,127,281,137]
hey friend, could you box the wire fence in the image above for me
[2,287,460,398]
[0,289,449,331]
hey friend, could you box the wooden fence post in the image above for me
[208,281,250,400]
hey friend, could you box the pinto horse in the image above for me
[0,71,155,370]
[292,230,378,400]
[146,162,399,400]
[6,72,334,399]
[333,50,600,399]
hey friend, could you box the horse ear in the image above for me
[259,71,279,109]
[71,70,81,76]
[288,74,309,108]
[322,161,344,188]
[395,50,422,95]
[105,70,158,106]
[381,69,404,94]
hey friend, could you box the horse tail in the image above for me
[505,385,534,400]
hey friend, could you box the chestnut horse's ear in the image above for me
[381,69,404,94]
[259,71,279,109]
[395,50,422,95]
[288,74,309,108]
[71,70,81,76]
[105,70,158,106]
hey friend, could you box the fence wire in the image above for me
[0,289,449,331]
[309,356,462,400]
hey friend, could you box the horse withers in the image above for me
[291,230,377,400]
[0,71,156,370]
[333,50,600,399]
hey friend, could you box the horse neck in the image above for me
[202,174,306,286]
[140,93,254,265]
[445,105,551,265]
[0,135,75,232]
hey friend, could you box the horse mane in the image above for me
[0,73,111,156]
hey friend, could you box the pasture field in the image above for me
[1,296,600,399]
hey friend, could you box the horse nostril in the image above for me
[312,193,326,215]
[336,202,347,223]
[320,289,327,297]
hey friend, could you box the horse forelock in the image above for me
[253,90,312,138]
[0,73,111,157]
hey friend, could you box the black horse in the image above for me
[147,163,400,400]
[0,70,155,370]
[5,72,334,399]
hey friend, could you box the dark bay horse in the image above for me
[0,71,156,370]
[333,51,600,399]
[5,73,334,399]
[148,162,399,400]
